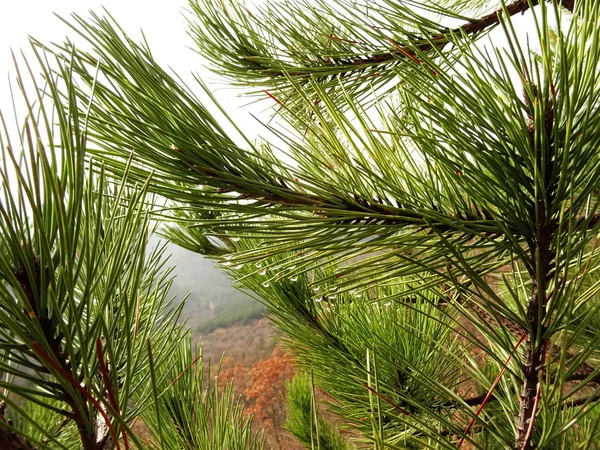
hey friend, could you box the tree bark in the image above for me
[15,255,103,450]
[514,204,554,449]
[0,429,37,450]
[0,402,37,450]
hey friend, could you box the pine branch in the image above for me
[204,0,575,81]
[31,342,120,450]
[14,255,105,450]
[458,381,600,410]
[33,1,600,447]
[175,160,510,238]
[346,0,537,70]
[96,338,130,450]
[514,220,554,449]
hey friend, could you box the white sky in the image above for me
[1,1,189,90]
[0,1,550,155]
[0,0,258,138]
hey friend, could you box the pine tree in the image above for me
[0,46,263,449]
[3,0,600,448]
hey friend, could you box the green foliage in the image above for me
[3,0,600,449]
[194,294,265,334]
[0,41,264,449]
[142,334,264,450]
[233,255,473,447]
[286,372,353,450]
[0,45,180,448]
[19,398,79,449]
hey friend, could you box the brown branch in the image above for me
[187,162,507,238]
[380,0,574,64]
[451,383,600,410]
[515,164,556,449]
[31,342,121,450]
[514,257,546,449]
[565,390,600,408]
[96,338,130,450]
[0,402,37,450]
[566,362,600,385]
[457,363,600,408]
[272,0,574,78]
[13,252,110,450]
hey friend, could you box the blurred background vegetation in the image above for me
[150,237,266,334]
[148,237,299,449]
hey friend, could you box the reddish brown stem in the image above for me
[96,338,129,450]
[169,354,203,388]
[520,382,541,450]
[362,384,410,416]
[282,0,575,78]
[458,332,528,448]
[31,341,121,450]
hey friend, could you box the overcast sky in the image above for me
[0,1,547,151]
[2,1,193,84]
[0,0,257,138]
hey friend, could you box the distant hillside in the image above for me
[149,236,266,333]
[149,239,299,449]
